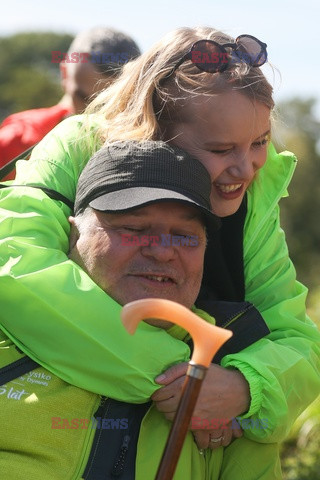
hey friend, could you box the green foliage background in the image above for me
[0,32,73,120]
[275,99,320,295]
[274,99,320,480]
[0,32,319,479]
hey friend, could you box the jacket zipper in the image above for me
[219,304,253,329]
[111,434,131,477]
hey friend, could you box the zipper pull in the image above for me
[111,435,131,477]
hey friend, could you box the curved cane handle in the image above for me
[121,298,232,368]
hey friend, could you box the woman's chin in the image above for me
[210,195,245,218]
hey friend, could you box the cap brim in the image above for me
[89,187,220,231]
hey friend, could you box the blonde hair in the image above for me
[85,26,274,145]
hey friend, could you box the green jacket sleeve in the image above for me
[0,115,190,401]
[221,144,320,443]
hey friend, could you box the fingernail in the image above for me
[155,374,166,383]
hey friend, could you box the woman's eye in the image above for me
[210,148,232,155]
[252,137,269,148]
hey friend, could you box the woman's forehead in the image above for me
[178,91,271,139]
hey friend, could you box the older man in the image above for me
[68,142,216,317]
[0,140,221,479]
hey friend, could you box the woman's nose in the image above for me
[228,153,255,180]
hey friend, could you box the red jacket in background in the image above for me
[0,104,71,180]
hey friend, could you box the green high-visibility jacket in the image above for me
[0,309,223,480]
[0,309,282,480]
[0,115,319,472]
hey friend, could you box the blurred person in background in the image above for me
[0,26,140,179]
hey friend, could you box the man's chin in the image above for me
[118,290,193,308]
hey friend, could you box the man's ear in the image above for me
[68,216,80,252]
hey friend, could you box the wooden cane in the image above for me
[121,298,232,480]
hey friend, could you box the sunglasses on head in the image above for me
[168,34,267,76]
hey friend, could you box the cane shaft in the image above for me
[155,367,206,480]
[121,299,232,479]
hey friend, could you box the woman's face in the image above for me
[167,91,271,217]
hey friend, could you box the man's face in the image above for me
[61,62,113,114]
[69,202,207,314]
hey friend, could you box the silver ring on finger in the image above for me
[210,435,223,444]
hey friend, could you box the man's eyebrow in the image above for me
[178,212,203,221]
[114,208,203,221]
[120,210,146,217]
[110,210,147,219]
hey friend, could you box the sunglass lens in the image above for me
[235,36,267,67]
[190,41,229,72]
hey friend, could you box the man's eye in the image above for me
[172,233,201,244]
[75,89,89,101]
[122,226,143,233]
[173,232,193,238]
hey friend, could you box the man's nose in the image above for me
[140,235,175,262]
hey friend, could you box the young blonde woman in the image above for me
[0,26,319,479]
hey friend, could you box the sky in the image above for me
[2,0,320,117]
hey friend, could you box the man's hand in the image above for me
[151,362,250,447]
[192,423,243,450]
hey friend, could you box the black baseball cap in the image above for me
[74,140,220,231]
